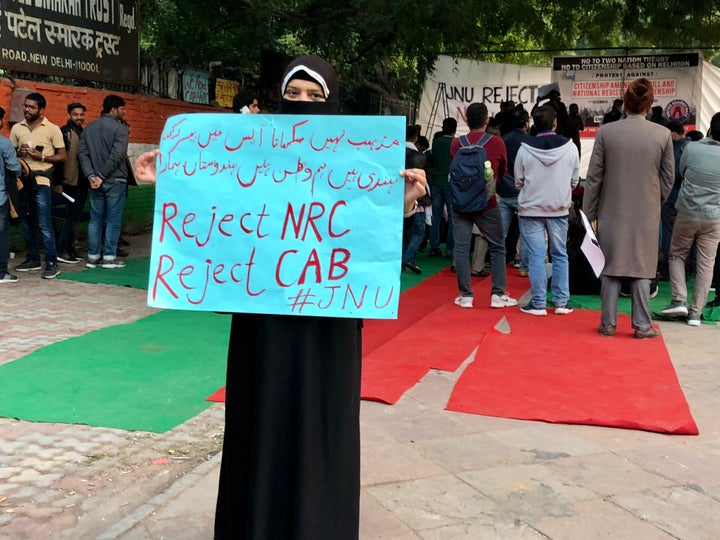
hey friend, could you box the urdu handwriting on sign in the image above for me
[198,130,223,148]
[346,135,401,151]
[158,145,399,196]
[225,130,259,151]
[159,118,401,154]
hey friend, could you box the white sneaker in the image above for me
[454,296,474,308]
[520,303,548,316]
[491,293,518,308]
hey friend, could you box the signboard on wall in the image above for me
[552,52,703,137]
[0,0,139,86]
[183,69,209,104]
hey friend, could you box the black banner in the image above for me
[0,0,139,86]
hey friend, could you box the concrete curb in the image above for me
[96,453,222,540]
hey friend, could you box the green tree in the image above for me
[139,0,719,107]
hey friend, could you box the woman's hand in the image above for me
[400,168,427,213]
[134,149,160,184]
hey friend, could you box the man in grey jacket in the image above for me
[660,112,720,326]
[515,104,579,316]
[78,95,129,269]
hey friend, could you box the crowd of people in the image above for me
[0,92,132,283]
[401,77,720,333]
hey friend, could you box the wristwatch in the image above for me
[403,200,418,218]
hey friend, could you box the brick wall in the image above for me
[1,78,231,235]
[0,78,225,143]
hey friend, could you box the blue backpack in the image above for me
[449,133,492,213]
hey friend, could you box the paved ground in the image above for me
[1,233,719,539]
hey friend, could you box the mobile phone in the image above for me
[36,145,45,151]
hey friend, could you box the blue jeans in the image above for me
[498,195,528,271]
[402,212,426,266]
[519,216,570,308]
[0,201,10,274]
[430,185,453,252]
[88,181,127,260]
[22,185,57,266]
[453,207,507,297]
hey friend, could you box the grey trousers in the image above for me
[600,276,652,330]
[669,214,720,316]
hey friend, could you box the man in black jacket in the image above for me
[403,124,430,273]
[54,102,87,264]
[499,107,531,276]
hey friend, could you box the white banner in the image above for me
[417,55,550,137]
[700,60,720,136]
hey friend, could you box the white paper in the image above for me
[61,192,75,203]
[579,210,605,278]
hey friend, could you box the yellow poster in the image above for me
[215,79,240,108]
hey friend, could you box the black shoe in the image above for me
[16,259,41,272]
[0,272,19,284]
[403,263,422,275]
[57,252,81,264]
[428,248,442,257]
[41,264,61,279]
[116,248,129,258]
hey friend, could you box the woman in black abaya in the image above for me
[214,56,360,540]
[134,55,427,540]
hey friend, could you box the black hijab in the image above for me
[279,55,339,115]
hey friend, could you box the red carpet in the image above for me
[362,267,459,356]
[206,387,226,402]
[446,309,698,435]
[360,270,529,404]
[205,268,697,436]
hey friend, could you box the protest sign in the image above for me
[553,52,703,137]
[148,114,406,319]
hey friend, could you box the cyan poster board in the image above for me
[148,114,406,319]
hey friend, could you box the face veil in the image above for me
[279,55,339,115]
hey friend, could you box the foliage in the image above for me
[139,0,720,106]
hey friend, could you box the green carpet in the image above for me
[567,277,720,324]
[400,250,453,290]
[56,257,152,289]
[0,310,230,433]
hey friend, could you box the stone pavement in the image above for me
[1,237,719,539]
